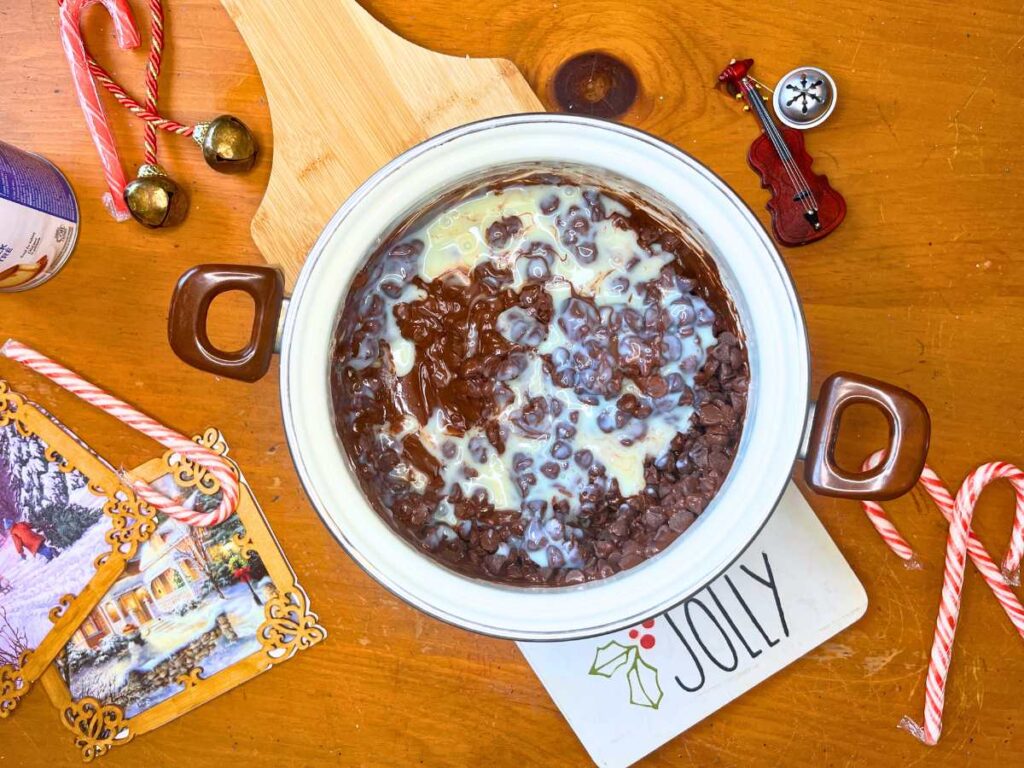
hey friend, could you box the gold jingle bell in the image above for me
[193,115,258,173]
[123,164,189,228]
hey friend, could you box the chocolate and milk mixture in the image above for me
[332,171,749,585]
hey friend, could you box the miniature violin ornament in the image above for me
[718,58,846,247]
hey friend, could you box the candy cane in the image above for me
[861,452,1024,637]
[1,340,237,526]
[59,0,197,140]
[860,453,1024,745]
[58,0,139,221]
[860,496,917,564]
[906,462,1024,744]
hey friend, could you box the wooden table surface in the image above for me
[2,0,1023,765]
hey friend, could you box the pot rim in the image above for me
[280,113,811,640]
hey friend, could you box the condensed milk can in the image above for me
[0,140,79,292]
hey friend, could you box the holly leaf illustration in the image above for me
[589,640,634,678]
[626,652,663,709]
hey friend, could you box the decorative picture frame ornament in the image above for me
[0,339,247,723]
[0,380,157,718]
[41,429,326,762]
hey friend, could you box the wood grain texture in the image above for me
[1,0,1023,766]
[220,0,541,285]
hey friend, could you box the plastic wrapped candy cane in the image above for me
[58,0,140,221]
[859,450,1024,745]
[1,340,238,526]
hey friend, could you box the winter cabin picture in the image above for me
[0,419,114,671]
[58,473,276,718]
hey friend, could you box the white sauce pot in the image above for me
[167,115,929,640]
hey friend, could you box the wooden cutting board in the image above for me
[219,0,543,287]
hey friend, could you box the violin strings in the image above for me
[747,84,816,206]
[743,80,819,215]
[752,96,818,212]
[747,90,808,196]
[740,78,814,210]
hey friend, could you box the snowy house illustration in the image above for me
[71,519,211,649]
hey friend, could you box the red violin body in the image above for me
[748,126,846,247]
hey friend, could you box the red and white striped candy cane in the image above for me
[859,495,917,564]
[906,462,1024,745]
[58,0,139,221]
[860,453,1024,745]
[1,340,237,527]
[861,451,1024,638]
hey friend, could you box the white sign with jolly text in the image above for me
[518,483,868,768]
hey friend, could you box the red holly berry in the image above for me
[628,629,639,639]
[642,619,655,629]
[640,634,655,649]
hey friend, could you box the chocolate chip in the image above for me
[513,453,533,472]
[555,423,576,440]
[483,553,507,575]
[644,509,667,530]
[551,441,573,460]
[479,527,501,553]
[486,216,523,249]
[518,504,543,524]
[618,552,644,570]
[639,375,669,398]
[709,451,732,474]
[468,435,489,463]
[699,402,725,426]
[562,569,585,585]
[546,545,566,569]
[668,509,696,533]
[618,393,640,414]
[593,539,616,558]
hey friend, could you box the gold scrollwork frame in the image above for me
[0,380,156,719]
[41,429,326,761]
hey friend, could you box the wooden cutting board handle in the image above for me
[220,0,543,286]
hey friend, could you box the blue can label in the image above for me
[0,141,79,291]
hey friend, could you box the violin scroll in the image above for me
[717,58,754,91]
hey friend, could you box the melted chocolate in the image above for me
[332,169,749,585]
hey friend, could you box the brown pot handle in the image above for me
[168,264,285,382]
[803,372,930,500]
